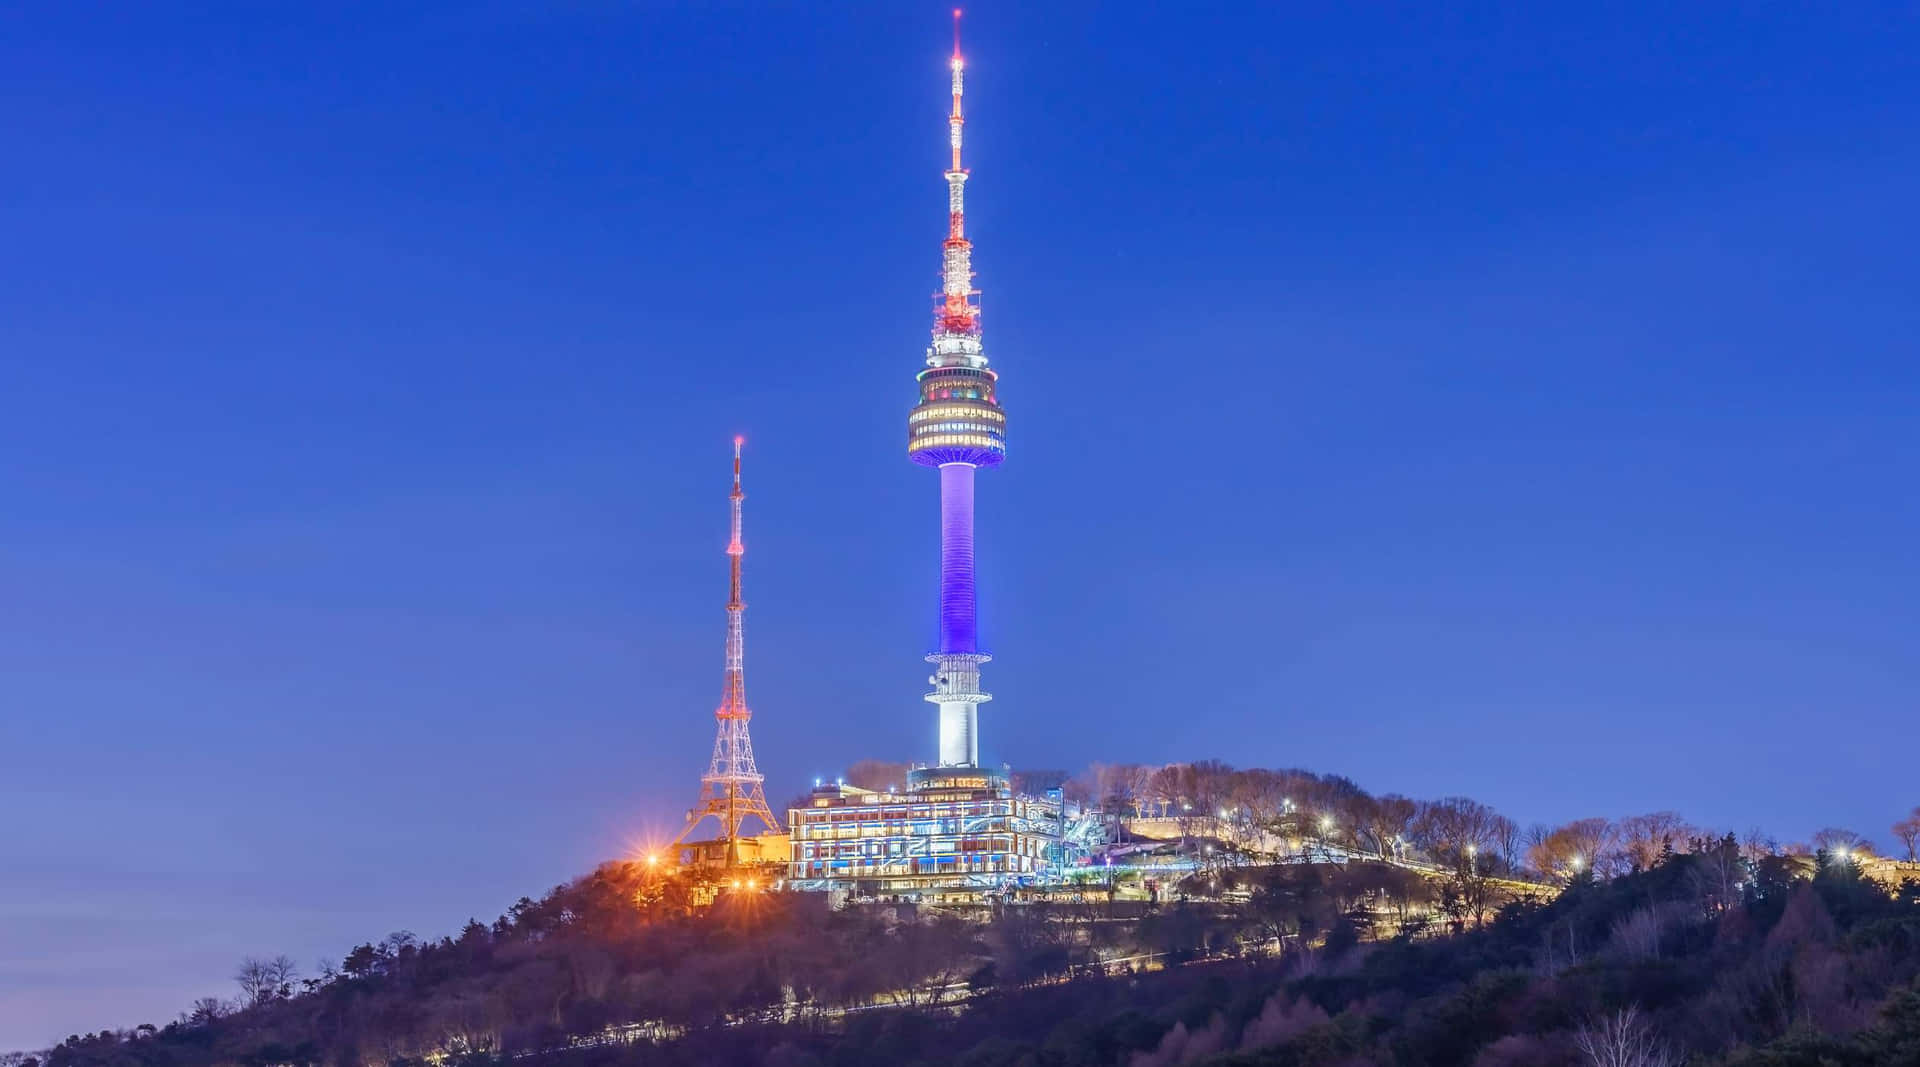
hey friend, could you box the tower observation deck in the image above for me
[908,12,1005,769]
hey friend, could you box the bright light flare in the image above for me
[622,830,670,870]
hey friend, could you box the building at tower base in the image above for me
[786,771,1061,896]
[677,831,791,871]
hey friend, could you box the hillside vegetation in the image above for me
[20,764,1920,1067]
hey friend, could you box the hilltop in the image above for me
[19,762,1920,1067]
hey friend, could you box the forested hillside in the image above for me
[19,845,1920,1067]
[18,763,1920,1067]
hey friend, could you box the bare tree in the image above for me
[1570,817,1626,875]
[1892,808,1920,863]
[1741,827,1780,865]
[882,915,981,1007]
[234,955,298,1006]
[1574,1006,1680,1067]
[1811,827,1872,858]
[182,997,229,1026]
[1524,823,1554,874]
[1147,763,1192,824]
[1184,759,1235,817]
[1112,764,1159,816]
[1609,907,1664,960]
[1415,797,1500,869]
[1685,832,1747,914]
[1528,818,1621,878]
[1618,812,1693,871]
[1076,762,1121,811]
[1490,814,1522,873]
[233,960,271,1005]
[1358,794,1419,861]
[1227,768,1292,834]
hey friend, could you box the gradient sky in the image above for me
[4,1,1917,1048]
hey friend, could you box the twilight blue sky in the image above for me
[4,0,1917,1047]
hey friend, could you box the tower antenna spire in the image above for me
[673,437,781,864]
[937,9,976,340]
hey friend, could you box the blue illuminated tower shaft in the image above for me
[933,462,988,765]
[940,463,978,652]
[908,16,1005,768]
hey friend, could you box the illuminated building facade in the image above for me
[788,774,1059,893]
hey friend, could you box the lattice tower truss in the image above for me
[674,437,781,861]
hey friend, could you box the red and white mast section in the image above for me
[674,437,780,862]
[939,11,977,350]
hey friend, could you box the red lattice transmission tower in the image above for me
[673,437,780,863]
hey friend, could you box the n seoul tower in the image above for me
[907,11,1008,769]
